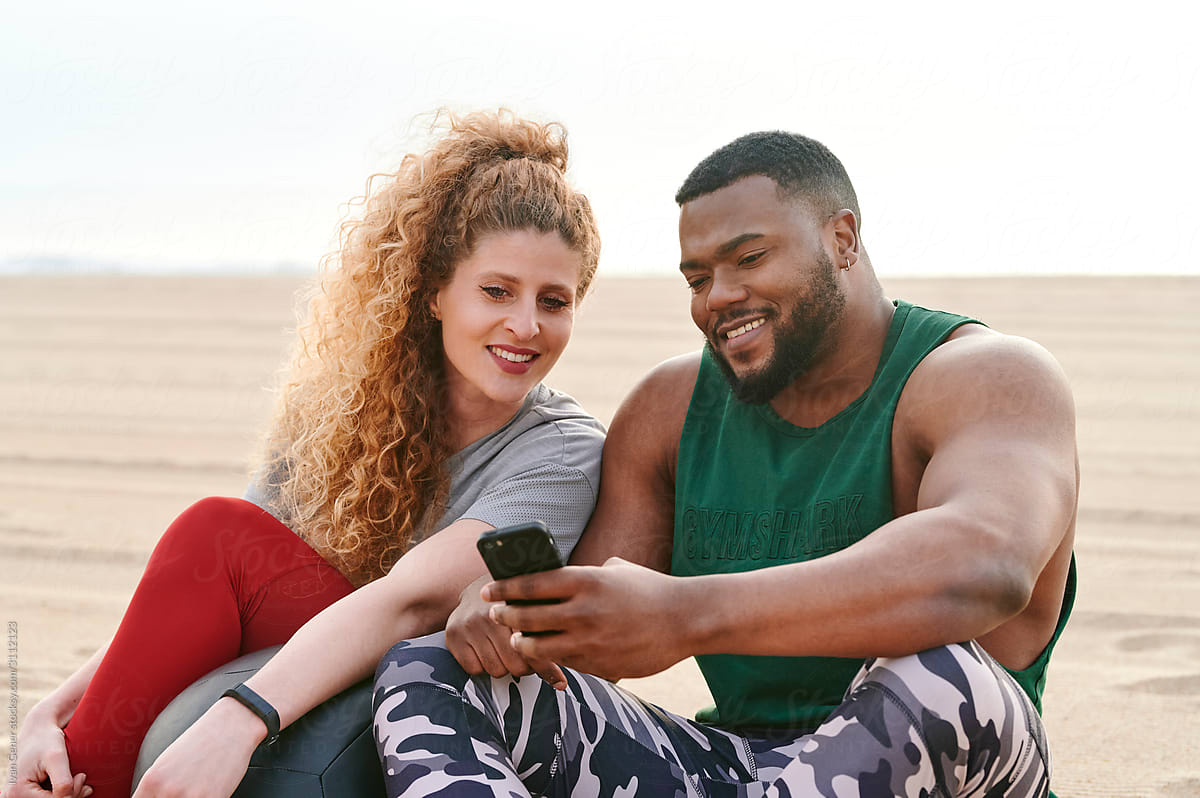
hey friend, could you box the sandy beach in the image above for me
[3,274,1198,797]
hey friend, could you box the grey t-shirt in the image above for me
[243,383,605,562]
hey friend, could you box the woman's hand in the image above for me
[130,698,264,798]
[445,575,567,690]
[6,706,91,798]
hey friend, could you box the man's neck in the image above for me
[768,294,897,428]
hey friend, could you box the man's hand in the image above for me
[130,697,262,798]
[485,558,693,681]
[6,707,91,798]
[445,575,567,690]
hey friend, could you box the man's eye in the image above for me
[686,277,708,293]
[738,252,763,266]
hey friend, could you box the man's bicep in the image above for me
[918,426,1075,563]
[913,338,1078,572]
[569,356,697,570]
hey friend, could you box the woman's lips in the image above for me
[488,345,539,374]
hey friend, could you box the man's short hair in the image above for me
[675,131,862,229]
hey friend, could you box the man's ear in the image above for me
[830,209,860,269]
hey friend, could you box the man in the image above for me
[371,132,1078,797]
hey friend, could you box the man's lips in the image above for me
[714,315,768,342]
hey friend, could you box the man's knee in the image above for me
[853,642,1025,730]
[374,631,466,693]
[373,633,493,763]
[797,644,1049,795]
[853,643,1047,776]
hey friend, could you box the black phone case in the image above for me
[476,522,562,607]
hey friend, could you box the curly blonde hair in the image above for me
[259,110,600,587]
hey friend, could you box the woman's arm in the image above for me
[130,518,493,798]
[8,641,110,798]
[244,517,495,727]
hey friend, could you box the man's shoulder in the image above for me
[914,324,1068,387]
[619,351,704,425]
[636,350,705,392]
[604,351,703,460]
[899,325,1075,448]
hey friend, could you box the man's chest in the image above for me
[673,423,899,575]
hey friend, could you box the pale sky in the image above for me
[3,1,1197,277]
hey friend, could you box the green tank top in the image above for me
[672,299,1076,731]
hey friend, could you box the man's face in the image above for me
[678,175,846,404]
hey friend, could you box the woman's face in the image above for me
[431,228,583,414]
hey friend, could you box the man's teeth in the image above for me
[725,319,765,340]
[489,346,535,363]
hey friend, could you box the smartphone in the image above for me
[476,521,562,607]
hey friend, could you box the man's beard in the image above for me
[706,251,846,404]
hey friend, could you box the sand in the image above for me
[2,274,1198,796]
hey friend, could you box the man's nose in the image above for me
[505,300,540,340]
[706,270,749,312]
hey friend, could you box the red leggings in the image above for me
[62,497,356,798]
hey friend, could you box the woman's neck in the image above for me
[445,386,530,452]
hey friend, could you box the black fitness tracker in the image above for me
[221,683,281,746]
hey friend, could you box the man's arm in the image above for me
[678,331,1078,659]
[492,332,1077,678]
[568,353,699,570]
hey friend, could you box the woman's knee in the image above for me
[154,496,258,553]
[141,497,240,577]
[148,496,295,578]
[174,495,258,527]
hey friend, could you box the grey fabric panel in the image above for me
[446,462,598,562]
[242,383,605,560]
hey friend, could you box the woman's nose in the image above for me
[505,301,540,340]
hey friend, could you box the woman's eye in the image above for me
[482,285,508,299]
[540,296,570,311]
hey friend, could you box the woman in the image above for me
[8,110,604,798]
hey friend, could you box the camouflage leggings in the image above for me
[372,633,1049,797]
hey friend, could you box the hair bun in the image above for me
[435,108,570,173]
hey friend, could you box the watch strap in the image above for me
[221,683,281,746]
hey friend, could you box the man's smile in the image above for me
[724,318,765,341]
[714,313,771,356]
